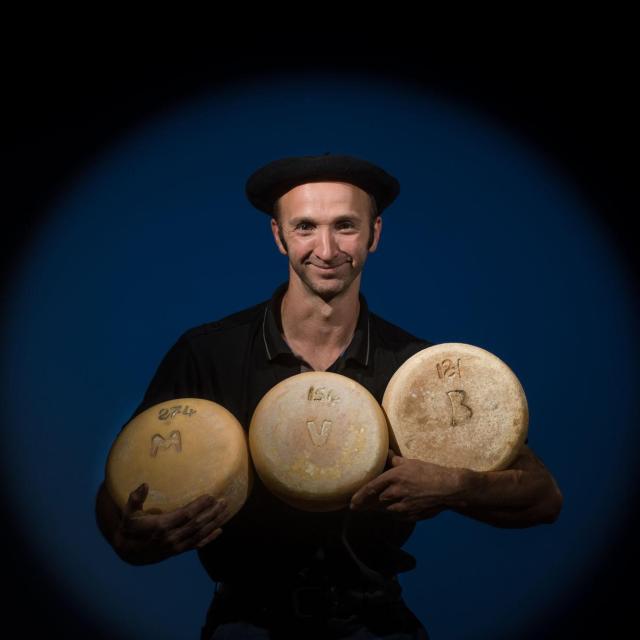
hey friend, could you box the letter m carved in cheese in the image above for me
[150,430,182,457]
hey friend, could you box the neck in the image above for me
[280,273,361,354]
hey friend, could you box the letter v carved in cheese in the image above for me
[306,420,332,446]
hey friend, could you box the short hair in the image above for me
[273,192,379,250]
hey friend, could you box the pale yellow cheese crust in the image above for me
[382,343,528,471]
[106,398,252,520]
[249,372,388,511]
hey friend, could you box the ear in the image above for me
[271,217,288,256]
[368,216,382,253]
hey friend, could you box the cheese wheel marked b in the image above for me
[382,343,529,472]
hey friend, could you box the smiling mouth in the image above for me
[308,260,352,270]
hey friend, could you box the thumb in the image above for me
[390,452,406,466]
[124,483,148,516]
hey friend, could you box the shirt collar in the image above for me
[262,281,371,366]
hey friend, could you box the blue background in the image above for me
[2,69,638,639]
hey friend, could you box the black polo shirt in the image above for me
[129,281,433,585]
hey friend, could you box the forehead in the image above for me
[277,181,371,218]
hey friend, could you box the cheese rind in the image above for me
[105,398,252,521]
[249,372,388,511]
[382,343,528,471]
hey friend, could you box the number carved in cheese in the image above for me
[158,405,197,421]
[307,386,340,405]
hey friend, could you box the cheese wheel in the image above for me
[106,398,252,521]
[382,343,528,471]
[249,372,388,511]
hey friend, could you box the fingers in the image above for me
[168,499,228,546]
[378,486,400,502]
[123,483,148,517]
[193,498,228,526]
[351,454,409,509]
[159,494,224,529]
[115,491,229,563]
[390,452,406,466]
[350,471,396,509]
[122,493,226,538]
[168,501,229,553]
[350,484,401,514]
[191,517,225,549]
[196,527,224,549]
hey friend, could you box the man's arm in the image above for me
[350,446,563,528]
[96,481,228,565]
[96,332,231,564]
[445,445,563,527]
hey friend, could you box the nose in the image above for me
[314,227,339,262]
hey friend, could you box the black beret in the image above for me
[245,153,400,216]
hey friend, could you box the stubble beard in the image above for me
[292,259,362,303]
[277,221,367,302]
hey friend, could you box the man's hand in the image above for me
[113,483,228,565]
[350,450,473,522]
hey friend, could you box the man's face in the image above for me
[271,181,381,302]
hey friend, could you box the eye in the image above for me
[295,221,314,231]
[336,220,357,231]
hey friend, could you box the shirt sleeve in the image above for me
[124,333,205,427]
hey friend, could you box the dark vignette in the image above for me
[1,37,637,638]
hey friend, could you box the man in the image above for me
[96,153,563,639]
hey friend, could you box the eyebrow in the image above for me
[288,214,361,226]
